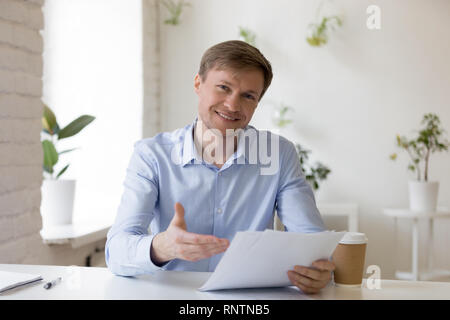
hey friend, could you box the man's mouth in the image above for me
[216,111,239,121]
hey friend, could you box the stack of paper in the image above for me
[199,230,346,291]
[0,270,43,294]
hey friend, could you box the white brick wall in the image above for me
[142,0,161,138]
[0,0,105,267]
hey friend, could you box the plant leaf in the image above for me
[56,164,70,179]
[42,105,58,135]
[43,165,53,174]
[42,140,58,171]
[58,147,79,155]
[58,115,95,140]
[42,117,51,134]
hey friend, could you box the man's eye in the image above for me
[218,85,229,91]
[245,94,255,100]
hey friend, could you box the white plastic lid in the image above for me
[339,232,368,244]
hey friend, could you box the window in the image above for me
[42,0,143,223]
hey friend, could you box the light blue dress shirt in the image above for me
[105,118,326,276]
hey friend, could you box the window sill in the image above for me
[39,219,113,249]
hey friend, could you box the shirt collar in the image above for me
[180,118,200,166]
[180,117,255,167]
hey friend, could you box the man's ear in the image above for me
[194,74,201,93]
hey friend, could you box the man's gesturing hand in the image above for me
[150,202,230,265]
[287,259,335,294]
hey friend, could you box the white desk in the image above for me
[1,264,450,300]
[383,207,450,281]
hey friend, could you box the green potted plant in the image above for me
[390,113,449,213]
[40,105,95,228]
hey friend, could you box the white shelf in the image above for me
[383,207,450,219]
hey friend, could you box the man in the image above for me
[106,40,334,294]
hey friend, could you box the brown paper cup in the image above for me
[332,232,368,287]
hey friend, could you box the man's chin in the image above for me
[215,123,245,136]
[198,117,245,137]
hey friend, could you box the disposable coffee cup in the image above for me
[332,232,368,287]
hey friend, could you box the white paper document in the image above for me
[199,230,346,291]
[0,270,43,294]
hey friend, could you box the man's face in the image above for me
[194,67,264,136]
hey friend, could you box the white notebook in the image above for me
[0,270,43,294]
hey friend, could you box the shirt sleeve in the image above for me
[105,140,164,277]
[275,141,326,233]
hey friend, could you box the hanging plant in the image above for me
[238,26,257,47]
[306,0,343,47]
[306,15,342,47]
[161,0,191,26]
[272,104,293,129]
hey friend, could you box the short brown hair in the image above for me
[198,40,273,101]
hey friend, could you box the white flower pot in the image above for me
[408,181,439,213]
[40,179,76,228]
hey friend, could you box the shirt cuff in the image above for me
[135,234,168,272]
[136,234,162,272]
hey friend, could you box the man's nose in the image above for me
[224,93,240,112]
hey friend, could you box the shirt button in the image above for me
[218,172,222,176]
[217,208,222,214]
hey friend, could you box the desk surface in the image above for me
[1,264,450,300]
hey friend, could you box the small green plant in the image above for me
[271,103,331,191]
[238,26,256,46]
[162,0,191,25]
[295,143,331,191]
[306,15,342,47]
[390,113,449,181]
[41,105,95,179]
[272,104,293,129]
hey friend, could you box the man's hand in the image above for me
[150,202,230,265]
[287,259,335,294]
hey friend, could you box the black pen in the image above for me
[43,277,62,289]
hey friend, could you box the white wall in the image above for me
[42,0,143,223]
[157,0,450,279]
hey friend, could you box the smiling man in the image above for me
[105,40,333,294]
